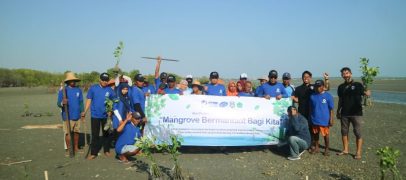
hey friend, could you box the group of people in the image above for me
[57,57,369,162]
[285,67,370,161]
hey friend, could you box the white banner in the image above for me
[144,94,292,146]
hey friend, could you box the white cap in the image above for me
[186,75,193,79]
[240,73,248,79]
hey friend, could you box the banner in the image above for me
[144,94,292,146]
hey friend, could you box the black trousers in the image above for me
[90,118,112,156]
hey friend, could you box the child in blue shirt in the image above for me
[205,71,226,96]
[309,80,334,156]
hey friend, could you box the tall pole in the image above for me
[62,84,75,158]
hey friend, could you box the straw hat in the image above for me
[64,72,80,83]
[192,80,202,87]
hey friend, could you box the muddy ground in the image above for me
[0,87,405,179]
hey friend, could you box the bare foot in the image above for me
[104,152,111,157]
[119,155,129,163]
[354,154,362,160]
[87,155,96,160]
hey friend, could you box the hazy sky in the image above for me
[1,0,405,79]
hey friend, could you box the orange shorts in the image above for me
[312,125,330,136]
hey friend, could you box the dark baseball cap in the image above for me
[134,74,145,82]
[100,72,110,81]
[167,75,176,82]
[210,71,219,79]
[132,112,142,119]
[268,70,278,78]
[314,80,324,87]
[282,72,291,80]
[160,72,168,80]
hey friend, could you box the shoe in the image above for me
[287,156,301,161]
[298,150,306,157]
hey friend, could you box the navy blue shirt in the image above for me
[310,92,334,126]
[287,114,311,147]
[87,84,115,119]
[206,83,227,96]
[260,82,288,98]
[57,86,83,121]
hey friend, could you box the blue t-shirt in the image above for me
[114,120,141,155]
[57,86,83,121]
[238,92,255,97]
[206,83,227,96]
[143,84,156,94]
[154,78,163,91]
[87,84,115,119]
[261,82,288,98]
[284,85,295,97]
[131,86,146,112]
[310,92,334,126]
[112,96,134,129]
[255,85,264,97]
[164,87,182,95]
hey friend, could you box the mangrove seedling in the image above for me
[360,57,379,106]
[377,146,402,180]
[135,136,163,179]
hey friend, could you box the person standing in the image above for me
[205,71,227,96]
[162,75,183,95]
[186,75,193,88]
[154,56,168,91]
[286,106,311,160]
[255,76,268,97]
[238,81,255,97]
[82,72,116,160]
[309,80,334,156]
[191,80,205,95]
[292,71,330,137]
[260,70,287,100]
[178,79,192,95]
[132,74,147,121]
[226,81,238,96]
[336,67,370,160]
[57,72,83,154]
[282,72,295,97]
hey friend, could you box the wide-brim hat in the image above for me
[192,80,202,87]
[64,72,80,83]
[257,76,268,81]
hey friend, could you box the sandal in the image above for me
[336,151,349,156]
[354,155,362,160]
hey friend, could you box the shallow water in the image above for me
[329,88,406,105]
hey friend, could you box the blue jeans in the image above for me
[288,136,308,157]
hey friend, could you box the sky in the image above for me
[1,0,405,79]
